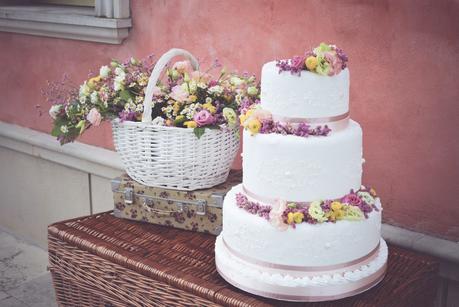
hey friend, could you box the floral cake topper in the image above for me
[276,43,348,76]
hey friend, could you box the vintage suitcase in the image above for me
[111,170,242,235]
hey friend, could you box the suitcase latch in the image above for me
[140,196,154,208]
[124,187,134,205]
[196,200,206,216]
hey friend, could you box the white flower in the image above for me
[115,67,125,77]
[79,82,90,98]
[60,125,68,133]
[208,85,223,95]
[48,104,62,119]
[151,116,165,126]
[247,86,258,96]
[90,91,99,104]
[99,65,111,79]
[357,191,376,205]
[230,77,243,86]
[114,75,125,91]
[79,96,87,104]
[135,104,143,112]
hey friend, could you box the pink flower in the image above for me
[170,85,189,102]
[290,56,305,71]
[191,71,211,82]
[172,60,192,73]
[252,108,272,121]
[269,200,288,231]
[342,193,362,206]
[152,86,162,96]
[193,109,215,127]
[87,108,102,126]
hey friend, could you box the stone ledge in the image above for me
[0,5,131,44]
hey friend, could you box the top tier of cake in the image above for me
[260,61,349,119]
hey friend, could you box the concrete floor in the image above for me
[0,230,57,307]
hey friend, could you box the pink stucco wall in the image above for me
[1,0,458,240]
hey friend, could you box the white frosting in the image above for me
[222,184,382,267]
[216,236,388,288]
[261,61,349,118]
[242,120,363,202]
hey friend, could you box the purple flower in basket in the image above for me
[193,109,215,127]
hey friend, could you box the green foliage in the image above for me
[193,127,206,139]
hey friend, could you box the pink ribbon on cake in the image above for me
[221,237,380,274]
[271,111,350,131]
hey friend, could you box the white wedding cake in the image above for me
[215,43,387,302]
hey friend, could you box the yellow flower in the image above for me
[88,76,101,88]
[173,102,181,115]
[247,119,261,135]
[370,188,377,197]
[203,102,217,114]
[184,121,197,128]
[189,95,197,102]
[245,109,254,118]
[287,212,305,224]
[239,114,247,126]
[331,201,343,211]
[305,56,318,71]
[343,206,364,221]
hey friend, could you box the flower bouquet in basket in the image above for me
[45,49,259,190]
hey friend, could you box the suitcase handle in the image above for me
[140,198,206,216]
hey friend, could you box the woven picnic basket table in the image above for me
[48,212,439,307]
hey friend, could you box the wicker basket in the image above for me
[48,212,439,307]
[112,48,240,190]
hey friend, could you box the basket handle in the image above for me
[142,48,199,122]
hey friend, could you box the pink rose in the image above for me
[191,71,211,82]
[152,86,162,96]
[252,108,272,121]
[290,55,305,71]
[87,108,102,126]
[193,109,215,127]
[172,60,192,73]
[269,200,288,231]
[170,85,189,102]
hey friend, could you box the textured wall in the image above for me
[0,0,458,240]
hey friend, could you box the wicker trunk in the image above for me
[48,212,439,307]
[112,170,241,235]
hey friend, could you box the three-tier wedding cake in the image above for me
[215,43,388,302]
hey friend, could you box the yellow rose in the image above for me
[331,201,343,211]
[88,76,101,88]
[287,212,305,224]
[247,119,261,135]
[189,95,197,102]
[245,109,254,118]
[305,56,318,71]
[184,121,197,128]
[203,102,217,114]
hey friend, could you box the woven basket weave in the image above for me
[48,212,439,307]
[112,48,239,190]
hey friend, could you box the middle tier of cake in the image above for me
[242,120,363,202]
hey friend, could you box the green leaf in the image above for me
[120,89,132,101]
[51,124,62,137]
[193,127,205,139]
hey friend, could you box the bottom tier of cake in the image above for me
[215,235,388,302]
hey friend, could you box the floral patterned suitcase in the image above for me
[111,170,242,235]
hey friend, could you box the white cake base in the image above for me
[215,236,388,302]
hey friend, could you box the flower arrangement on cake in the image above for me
[235,186,379,230]
[276,42,348,76]
[44,56,259,144]
[239,105,331,137]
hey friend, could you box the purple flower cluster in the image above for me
[235,193,272,220]
[259,120,331,137]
